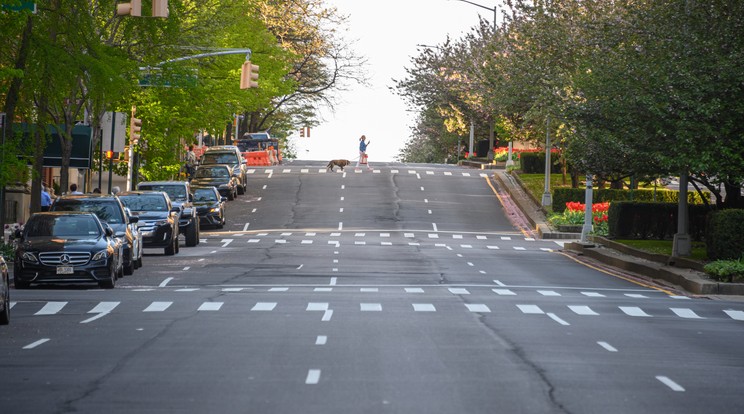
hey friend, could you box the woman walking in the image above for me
[356,135,371,169]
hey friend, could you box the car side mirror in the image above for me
[170,207,180,214]
[104,225,114,237]
[115,231,126,238]
[221,197,227,202]
[188,193,193,202]
[128,216,139,224]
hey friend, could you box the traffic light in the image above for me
[152,0,169,17]
[130,113,142,145]
[240,61,259,89]
[116,0,141,16]
[105,150,114,160]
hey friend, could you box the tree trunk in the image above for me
[723,180,742,208]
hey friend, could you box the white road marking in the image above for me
[380,233,390,237]
[466,304,491,313]
[210,250,218,254]
[462,245,473,249]
[242,223,250,231]
[322,310,333,321]
[80,302,120,324]
[306,369,321,385]
[426,171,434,175]
[355,241,366,245]
[176,288,199,292]
[501,236,511,240]
[199,302,224,311]
[315,288,333,292]
[251,208,257,213]
[420,186,425,191]
[301,240,313,244]
[222,288,245,292]
[413,303,436,312]
[670,295,691,300]
[341,185,345,189]
[251,302,276,311]
[408,170,416,174]
[547,313,570,326]
[597,341,618,352]
[466,262,474,266]
[620,306,651,317]
[517,304,544,314]
[408,242,420,246]
[296,264,304,270]
[183,266,190,271]
[143,302,172,312]
[405,288,424,293]
[381,242,392,246]
[340,196,345,201]
[656,376,685,392]
[360,303,382,311]
[493,280,506,286]
[404,233,414,238]
[513,247,526,251]
[338,222,343,230]
[248,239,260,243]
[428,210,432,214]
[306,232,316,236]
[569,305,599,316]
[330,277,337,285]
[428,233,439,238]
[493,289,516,296]
[35,302,67,316]
[307,303,329,311]
[476,235,487,240]
[424,199,429,203]
[23,339,50,350]
[671,308,704,319]
[391,169,398,173]
[538,290,561,297]
[316,336,327,345]
[262,184,267,189]
[360,288,378,292]
[355,233,365,237]
[159,277,174,288]
[462,172,471,177]
[724,310,744,321]
[432,223,438,232]
[448,288,470,295]
[339,208,344,212]
[269,287,288,292]
[581,292,605,298]
[416,173,421,179]
[452,234,463,239]
[328,241,340,248]
[301,169,309,173]
[487,245,500,250]
[625,294,648,299]
[274,240,286,244]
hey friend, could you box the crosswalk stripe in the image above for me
[35,302,67,316]
[360,303,382,311]
[619,306,651,317]
[671,308,703,319]
[538,290,561,296]
[143,302,172,312]
[724,310,744,321]
[88,302,120,314]
[466,304,491,313]
[517,304,544,314]
[492,289,516,296]
[569,305,599,316]
[413,303,436,312]
[251,302,276,311]
[448,288,470,295]
[405,288,424,293]
[307,302,329,311]
[199,302,224,311]
[581,292,606,298]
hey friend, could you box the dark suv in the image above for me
[200,146,248,195]
[50,195,140,275]
[118,191,180,256]
[137,181,200,247]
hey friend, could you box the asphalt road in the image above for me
[2,161,743,414]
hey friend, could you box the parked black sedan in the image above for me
[0,255,9,324]
[13,212,123,289]
[192,186,227,229]
[191,164,238,201]
[118,191,180,256]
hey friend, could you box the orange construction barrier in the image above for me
[243,151,269,166]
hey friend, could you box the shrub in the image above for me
[607,202,711,240]
[704,258,744,283]
[706,209,744,261]
[520,152,562,174]
[553,187,710,213]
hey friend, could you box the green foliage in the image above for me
[704,259,744,283]
[0,242,13,260]
[520,152,562,174]
[706,209,744,261]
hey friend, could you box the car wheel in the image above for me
[123,255,135,276]
[100,265,116,289]
[165,236,176,255]
[185,220,199,247]
[0,275,9,325]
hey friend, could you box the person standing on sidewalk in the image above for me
[185,145,197,180]
[356,135,371,169]
[41,183,52,212]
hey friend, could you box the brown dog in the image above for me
[327,159,351,171]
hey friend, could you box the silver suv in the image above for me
[200,146,248,195]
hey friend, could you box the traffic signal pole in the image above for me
[107,112,116,194]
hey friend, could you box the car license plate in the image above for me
[57,266,74,274]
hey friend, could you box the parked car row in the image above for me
[0,146,247,324]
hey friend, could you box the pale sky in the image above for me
[292,0,498,162]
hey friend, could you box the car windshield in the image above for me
[193,188,219,202]
[25,215,101,238]
[138,185,187,202]
[202,152,238,165]
[119,194,168,212]
[195,167,229,178]
[51,199,124,224]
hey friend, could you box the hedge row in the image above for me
[552,187,710,213]
[706,209,744,260]
[607,202,711,241]
[520,152,563,174]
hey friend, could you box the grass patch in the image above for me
[516,173,577,214]
[615,239,707,261]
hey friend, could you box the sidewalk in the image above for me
[487,167,744,297]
